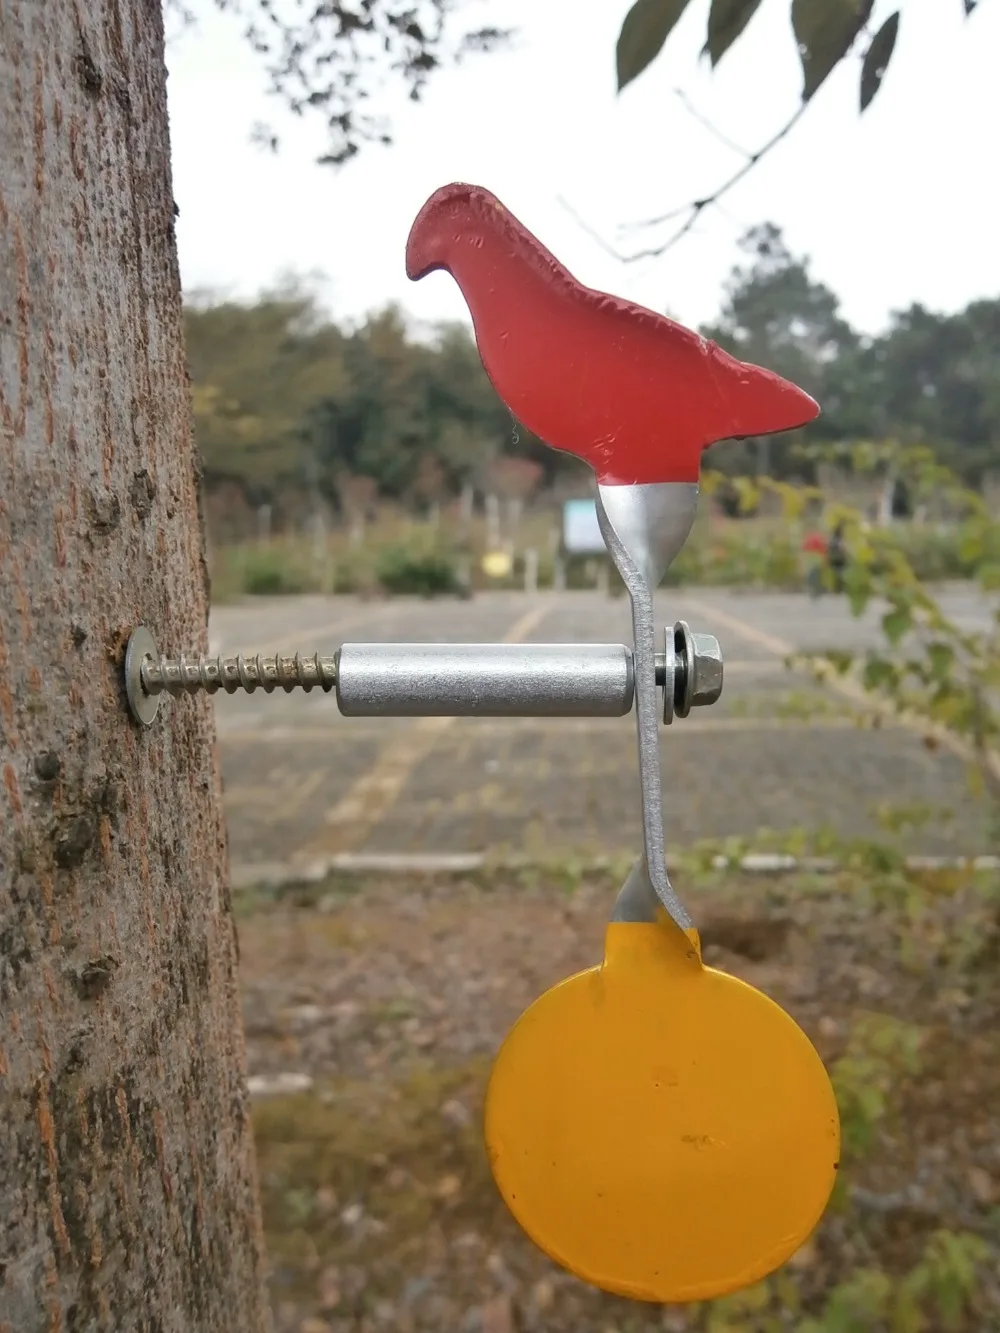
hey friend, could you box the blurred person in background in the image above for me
[827,521,848,593]
[803,521,848,597]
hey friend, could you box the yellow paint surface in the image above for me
[485,918,840,1303]
[481,550,514,578]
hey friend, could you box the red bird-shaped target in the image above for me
[406,183,819,486]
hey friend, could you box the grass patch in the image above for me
[254,1060,503,1305]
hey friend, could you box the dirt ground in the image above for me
[236,858,1000,1333]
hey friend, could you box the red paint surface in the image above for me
[406,183,820,486]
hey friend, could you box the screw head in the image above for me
[125,627,160,727]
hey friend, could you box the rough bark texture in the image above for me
[0,2,271,1329]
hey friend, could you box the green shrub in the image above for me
[868,522,985,582]
[375,539,462,597]
[663,525,805,590]
[831,1012,924,1162]
[239,549,313,596]
[330,548,379,597]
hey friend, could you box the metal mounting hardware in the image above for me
[667,620,725,723]
[595,482,700,930]
[124,627,723,728]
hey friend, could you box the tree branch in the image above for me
[669,87,751,162]
[170,0,512,167]
[554,195,636,263]
[560,99,809,264]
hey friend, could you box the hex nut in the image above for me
[689,632,724,707]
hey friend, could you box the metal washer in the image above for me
[125,626,161,727]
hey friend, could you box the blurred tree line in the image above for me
[185,228,1000,526]
[186,279,549,510]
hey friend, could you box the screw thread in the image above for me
[140,651,337,698]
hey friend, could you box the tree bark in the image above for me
[0,3,271,1329]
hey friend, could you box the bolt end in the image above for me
[125,627,161,727]
[672,621,724,718]
[689,631,724,708]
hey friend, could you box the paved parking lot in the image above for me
[198,589,995,879]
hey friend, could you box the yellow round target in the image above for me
[485,917,839,1304]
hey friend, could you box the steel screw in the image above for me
[124,627,337,727]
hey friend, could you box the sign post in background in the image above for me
[562,498,605,556]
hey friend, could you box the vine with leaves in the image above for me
[703,440,1000,826]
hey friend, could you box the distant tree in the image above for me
[335,470,380,545]
[425,323,510,480]
[702,223,860,476]
[303,311,560,501]
[184,272,1000,504]
[314,305,432,495]
[701,227,1000,485]
[487,456,544,536]
[706,224,858,391]
[488,456,544,504]
[184,283,349,499]
[435,421,498,496]
[410,451,449,520]
[865,300,1000,484]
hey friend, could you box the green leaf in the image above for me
[882,605,912,645]
[825,650,855,676]
[847,582,872,617]
[927,642,955,680]
[705,0,764,66]
[860,11,899,110]
[863,657,898,691]
[791,0,874,102]
[616,0,692,91]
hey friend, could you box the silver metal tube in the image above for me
[335,642,635,718]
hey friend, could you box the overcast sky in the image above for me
[165,0,1000,339]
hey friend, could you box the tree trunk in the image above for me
[0,3,270,1329]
